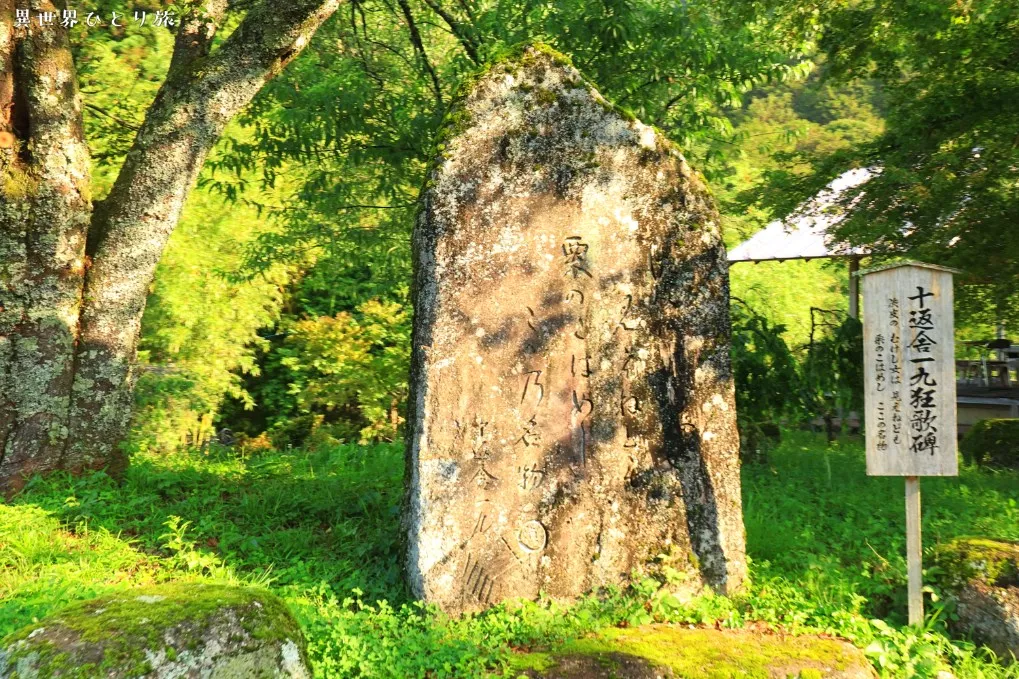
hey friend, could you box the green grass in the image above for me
[745,432,1019,624]
[1,433,1018,678]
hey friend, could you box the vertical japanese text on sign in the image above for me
[861,263,958,477]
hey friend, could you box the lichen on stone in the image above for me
[406,42,745,616]
[932,537,1019,591]
[932,538,1019,663]
[0,583,311,678]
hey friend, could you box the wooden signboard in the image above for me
[859,261,959,627]
[861,262,959,476]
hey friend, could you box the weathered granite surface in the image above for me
[955,582,1019,662]
[0,584,311,678]
[405,44,746,615]
[934,537,1019,662]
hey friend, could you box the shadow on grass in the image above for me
[5,432,1019,677]
[2,442,409,633]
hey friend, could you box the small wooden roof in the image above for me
[727,168,873,263]
[855,261,962,277]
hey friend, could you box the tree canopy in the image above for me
[750,0,1019,331]
[5,0,1014,458]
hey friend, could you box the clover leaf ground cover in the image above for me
[1,432,1017,678]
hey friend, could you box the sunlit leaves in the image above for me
[751,0,1019,330]
[208,0,819,285]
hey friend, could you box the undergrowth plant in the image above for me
[1,433,1017,678]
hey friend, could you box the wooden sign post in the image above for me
[859,262,959,626]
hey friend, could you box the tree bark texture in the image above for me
[0,0,340,492]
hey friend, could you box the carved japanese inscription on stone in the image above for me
[404,45,746,614]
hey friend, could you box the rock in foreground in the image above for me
[0,583,311,678]
[934,537,1019,662]
[508,625,876,678]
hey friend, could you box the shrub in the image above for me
[730,300,800,460]
[131,187,288,453]
[960,419,1019,468]
[280,300,411,443]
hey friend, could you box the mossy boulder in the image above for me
[507,625,876,678]
[932,538,1019,662]
[0,583,311,678]
[932,538,1019,590]
[960,419,1019,468]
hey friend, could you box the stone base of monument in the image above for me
[507,625,877,678]
[0,584,311,678]
[933,538,1019,663]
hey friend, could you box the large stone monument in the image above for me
[405,44,745,615]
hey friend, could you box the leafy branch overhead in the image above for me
[747,0,1019,324]
[206,0,817,277]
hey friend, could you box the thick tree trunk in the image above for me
[0,0,340,492]
[0,0,92,487]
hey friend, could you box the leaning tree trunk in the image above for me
[0,0,340,493]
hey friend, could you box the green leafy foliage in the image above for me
[214,24,885,453]
[266,299,411,444]
[714,69,885,249]
[960,419,1019,469]
[131,185,289,452]
[65,0,890,454]
[65,6,295,453]
[748,0,1019,331]
[70,1,175,197]
[711,62,884,351]
[205,0,818,282]
[729,259,849,351]
[730,299,863,455]
[799,310,864,430]
[730,299,801,456]
[3,434,1018,677]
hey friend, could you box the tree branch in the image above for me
[654,90,689,126]
[243,199,416,212]
[84,103,140,131]
[168,0,231,75]
[453,0,477,23]
[67,0,343,467]
[616,75,666,105]
[397,0,443,107]
[418,0,480,64]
